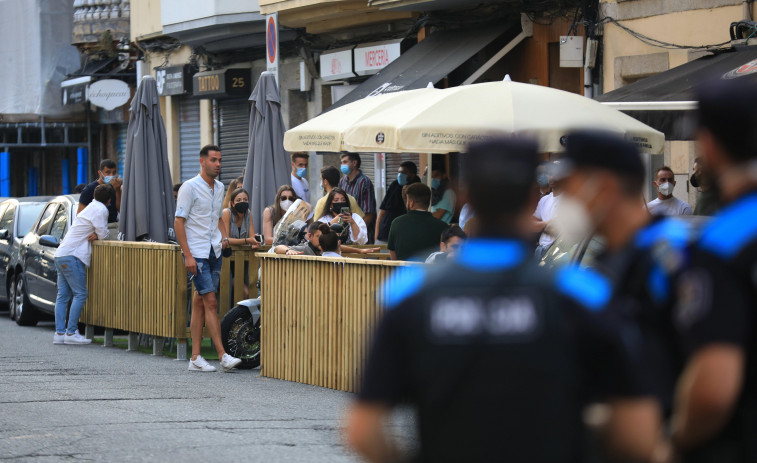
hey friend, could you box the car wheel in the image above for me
[8,277,15,320]
[14,274,38,326]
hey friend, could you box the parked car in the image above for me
[538,215,710,270]
[0,196,54,318]
[14,195,80,326]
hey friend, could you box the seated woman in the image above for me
[263,185,299,245]
[221,188,260,298]
[317,187,368,245]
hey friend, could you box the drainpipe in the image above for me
[745,0,754,20]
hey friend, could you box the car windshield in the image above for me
[539,234,585,270]
[18,203,46,236]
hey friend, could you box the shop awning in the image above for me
[597,45,757,139]
[328,22,515,110]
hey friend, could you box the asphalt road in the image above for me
[0,315,413,462]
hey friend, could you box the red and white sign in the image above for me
[723,58,757,79]
[320,47,356,81]
[266,13,279,86]
[354,40,401,76]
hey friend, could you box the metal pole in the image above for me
[86,102,92,179]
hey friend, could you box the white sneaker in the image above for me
[220,353,242,372]
[188,355,216,372]
[53,333,65,345]
[63,330,92,345]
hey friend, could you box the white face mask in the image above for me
[658,182,674,197]
[552,177,604,241]
[280,199,293,211]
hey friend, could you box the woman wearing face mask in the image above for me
[221,188,260,298]
[317,188,368,245]
[263,185,299,245]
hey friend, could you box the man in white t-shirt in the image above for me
[646,166,692,216]
[290,152,310,203]
[533,168,562,258]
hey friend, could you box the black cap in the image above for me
[558,130,644,187]
[464,137,539,220]
[695,77,757,162]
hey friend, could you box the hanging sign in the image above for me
[320,47,356,81]
[193,69,251,98]
[354,40,401,76]
[155,65,193,96]
[88,79,131,110]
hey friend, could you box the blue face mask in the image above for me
[296,167,307,178]
[340,164,351,175]
[537,174,549,188]
[103,175,115,184]
[397,173,408,186]
[319,181,324,193]
[431,178,441,189]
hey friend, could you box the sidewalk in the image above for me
[0,316,371,462]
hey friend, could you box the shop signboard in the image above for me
[354,40,402,76]
[193,68,251,98]
[320,47,356,81]
[61,76,91,106]
[155,65,193,96]
[88,79,131,110]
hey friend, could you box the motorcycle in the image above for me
[220,199,311,369]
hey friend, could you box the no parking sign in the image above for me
[266,13,279,86]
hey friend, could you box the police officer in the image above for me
[553,130,691,420]
[344,137,662,463]
[665,79,757,462]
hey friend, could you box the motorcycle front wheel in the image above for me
[220,305,261,369]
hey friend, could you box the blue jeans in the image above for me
[54,256,88,334]
[193,248,222,295]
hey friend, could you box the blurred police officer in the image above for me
[553,131,691,419]
[345,137,662,463]
[665,79,757,463]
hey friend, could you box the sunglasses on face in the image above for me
[281,195,295,201]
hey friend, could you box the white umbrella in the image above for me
[341,78,665,154]
[283,87,437,152]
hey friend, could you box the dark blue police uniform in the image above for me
[360,238,650,463]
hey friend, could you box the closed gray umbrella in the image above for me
[242,72,291,233]
[119,75,175,242]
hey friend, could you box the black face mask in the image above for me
[332,202,349,215]
[689,174,699,189]
[234,202,249,214]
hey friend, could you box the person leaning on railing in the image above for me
[262,185,299,245]
[221,187,260,298]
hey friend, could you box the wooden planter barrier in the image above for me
[259,254,412,392]
[80,241,270,359]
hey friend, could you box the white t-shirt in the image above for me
[647,197,692,216]
[317,213,368,245]
[56,199,109,267]
[291,173,310,203]
[175,175,224,259]
[533,193,560,248]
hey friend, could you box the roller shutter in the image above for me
[218,98,250,185]
[179,98,201,181]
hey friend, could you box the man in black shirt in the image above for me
[665,79,757,462]
[78,159,121,224]
[375,161,419,243]
[345,137,662,463]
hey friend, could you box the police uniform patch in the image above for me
[674,268,712,330]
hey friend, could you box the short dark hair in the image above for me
[695,78,757,163]
[308,222,330,235]
[431,159,446,174]
[200,145,221,158]
[406,183,431,209]
[441,224,466,244]
[99,159,117,171]
[340,152,361,169]
[74,183,87,194]
[94,184,114,204]
[173,183,182,192]
[292,152,309,162]
[655,166,674,178]
[321,166,340,188]
[400,161,417,175]
[319,230,340,253]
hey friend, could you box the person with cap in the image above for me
[646,166,692,216]
[663,78,757,462]
[532,161,563,259]
[345,136,663,463]
[553,130,693,425]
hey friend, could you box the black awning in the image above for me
[596,46,757,140]
[68,56,118,78]
[328,22,513,110]
[597,45,757,103]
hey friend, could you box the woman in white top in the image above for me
[317,187,368,245]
